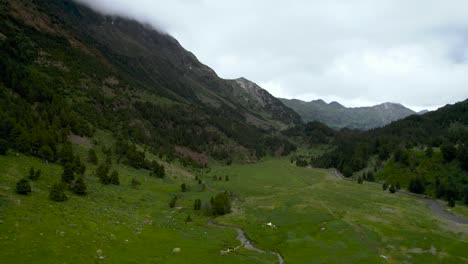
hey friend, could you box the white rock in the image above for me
[172,248,181,253]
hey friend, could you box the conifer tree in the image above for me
[72,177,87,195]
[49,183,67,202]
[16,179,31,195]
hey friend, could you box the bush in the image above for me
[49,183,67,202]
[194,199,202,210]
[0,139,8,155]
[441,143,457,162]
[181,183,187,192]
[211,192,231,216]
[88,149,98,165]
[169,196,177,208]
[131,177,141,188]
[389,185,396,193]
[409,177,425,194]
[357,177,363,184]
[72,177,87,195]
[16,179,31,195]
[62,163,75,183]
[382,182,388,191]
[110,171,120,185]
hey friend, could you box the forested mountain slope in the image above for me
[0,0,299,163]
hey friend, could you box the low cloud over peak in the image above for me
[74,0,468,110]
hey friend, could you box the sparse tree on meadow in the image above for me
[194,199,202,210]
[16,179,31,195]
[62,163,75,183]
[181,183,187,192]
[389,185,396,193]
[169,196,177,208]
[49,183,67,202]
[72,177,87,195]
[110,171,120,185]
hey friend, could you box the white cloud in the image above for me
[74,0,468,110]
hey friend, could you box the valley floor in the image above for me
[1,155,467,263]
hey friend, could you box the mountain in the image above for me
[280,98,416,130]
[310,98,468,203]
[0,0,299,163]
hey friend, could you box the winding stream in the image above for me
[208,220,284,264]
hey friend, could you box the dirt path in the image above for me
[208,220,284,264]
[332,169,468,225]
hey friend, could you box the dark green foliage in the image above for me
[131,177,141,188]
[0,139,8,155]
[169,196,177,208]
[72,177,87,195]
[457,143,468,171]
[225,176,229,181]
[447,197,455,208]
[29,167,35,179]
[49,183,67,202]
[395,182,401,190]
[194,199,202,211]
[60,143,74,166]
[295,158,308,167]
[357,177,363,184]
[150,161,165,178]
[61,163,75,183]
[409,177,425,194]
[394,148,410,166]
[29,168,41,181]
[211,192,231,216]
[15,179,31,195]
[110,171,120,185]
[425,146,434,158]
[389,185,396,194]
[73,156,86,175]
[441,143,457,162]
[96,164,111,185]
[88,149,98,165]
[382,182,388,191]
[367,172,375,182]
[180,183,187,192]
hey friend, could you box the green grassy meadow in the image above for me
[1,146,467,263]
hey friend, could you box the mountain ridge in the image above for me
[280,98,417,130]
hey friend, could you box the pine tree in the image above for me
[447,197,456,208]
[72,177,87,195]
[389,185,396,193]
[16,179,31,195]
[169,196,177,208]
[96,164,110,185]
[49,183,67,202]
[110,171,120,185]
[181,183,187,192]
[29,167,35,180]
[62,163,75,183]
[194,199,202,210]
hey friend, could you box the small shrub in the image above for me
[131,177,141,188]
[169,196,177,208]
[110,171,120,185]
[49,183,67,202]
[16,179,31,195]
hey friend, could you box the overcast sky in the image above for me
[75,0,468,111]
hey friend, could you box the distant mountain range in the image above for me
[280,98,424,130]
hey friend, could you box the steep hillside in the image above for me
[281,98,416,130]
[0,0,299,163]
[311,99,468,205]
